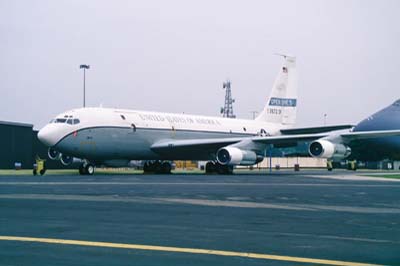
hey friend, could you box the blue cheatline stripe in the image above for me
[269,97,297,107]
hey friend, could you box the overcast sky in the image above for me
[1,0,399,129]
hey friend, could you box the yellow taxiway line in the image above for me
[0,235,383,266]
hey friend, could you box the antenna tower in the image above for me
[220,80,236,118]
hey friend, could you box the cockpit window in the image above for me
[52,117,80,125]
[55,118,67,123]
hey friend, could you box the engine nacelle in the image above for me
[309,140,351,159]
[216,147,263,166]
[48,148,61,160]
[60,154,74,166]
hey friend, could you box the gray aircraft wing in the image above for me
[339,129,400,143]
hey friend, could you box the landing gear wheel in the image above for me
[216,163,233,175]
[79,164,86,175]
[143,161,172,174]
[39,169,46,175]
[143,161,150,173]
[85,164,95,175]
[161,162,172,174]
[205,162,233,175]
[205,162,216,174]
[143,161,156,174]
[153,161,162,173]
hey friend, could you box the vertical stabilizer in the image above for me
[255,55,297,126]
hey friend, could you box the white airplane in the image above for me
[38,55,400,175]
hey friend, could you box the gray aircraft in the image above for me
[309,99,400,165]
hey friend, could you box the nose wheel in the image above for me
[79,163,95,175]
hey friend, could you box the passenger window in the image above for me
[120,115,126,120]
[131,123,136,132]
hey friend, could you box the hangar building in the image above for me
[0,121,65,169]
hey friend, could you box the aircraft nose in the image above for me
[38,124,59,147]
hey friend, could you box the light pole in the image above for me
[250,111,258,119]
[80,64,90,107]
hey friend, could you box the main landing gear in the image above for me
[143,161,172,174]
[205,161,233,175]
[326,160,358,171]
[79,162,95,175]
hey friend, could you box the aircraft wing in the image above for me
[251,133,328,144]
[280,124,354,135]
[150,137,245,153]
[151,133,329,154]
[151,129,400,155]
[340,129,400,143]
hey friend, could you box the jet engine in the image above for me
[48,148,61,160]
[60,154,74,166]
[216,147,263,166]
[308,140,351,159]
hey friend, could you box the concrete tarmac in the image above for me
[0,171,399,265]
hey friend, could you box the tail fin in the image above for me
[255,55,297,126]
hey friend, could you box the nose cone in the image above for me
[38,124,60,147]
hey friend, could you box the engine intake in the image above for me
[216,147,263,166]
[48,148,61,160]
[60,154,74,166]
[309,140,351,159]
